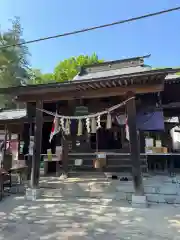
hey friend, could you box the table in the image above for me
[43,156,60,176]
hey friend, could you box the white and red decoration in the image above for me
[49,112,60,142]
[37,97,135,139]
[125,118,129,141]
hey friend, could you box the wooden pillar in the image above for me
[18,134,20,159]
[60,100,77,177]
[8,131,11,142]
[2,124,8,166]
[26,103,34,180]
[139,131,145,153]
[68,100,76,150]
[31,100,43,188]
[61,133,69,175]
[126,92,144,195]
[60,100,74,177]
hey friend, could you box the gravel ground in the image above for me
[1,195,180,239]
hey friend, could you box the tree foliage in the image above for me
[54,53,103,82]
[30,53,103,85]
[28,69,54,84]
[0,17,30,107]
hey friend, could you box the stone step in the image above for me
[40,182,180,203]
[41,188,180,205]
[41,188,128,199]
[39,178,180,195]
[146,194,180,204]
[38,175,180,205]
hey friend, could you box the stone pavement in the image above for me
[38,175,180,204]
[1,196,180,239]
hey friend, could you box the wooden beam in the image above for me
[26,102,34,180]
[126,92,144,195]
[16,84,163,102]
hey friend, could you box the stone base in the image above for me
[25,188,41,201]
[10,185,26,194]
[131,195,148,208]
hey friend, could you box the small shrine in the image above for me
[0,55,180,201]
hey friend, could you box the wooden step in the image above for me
[68,153,147,173]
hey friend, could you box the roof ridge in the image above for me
[81,54,151,69]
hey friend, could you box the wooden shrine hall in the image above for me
[1,55,180,196]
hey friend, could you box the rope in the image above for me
[36,96,134,119]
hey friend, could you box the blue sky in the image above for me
[0,0,180,73]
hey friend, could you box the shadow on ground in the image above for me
[0,195,180,239]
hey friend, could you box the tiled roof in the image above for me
[164,74,180,84]
[73,66,151,81]
[0,109,26,121]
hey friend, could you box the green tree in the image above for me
[54,53,103,82]
[29,53,103,85]
[28,69,55,84]
[0,17,30,108]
